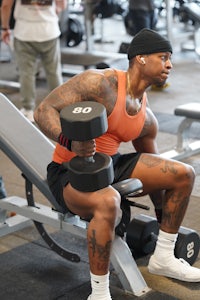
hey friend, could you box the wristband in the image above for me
[58,132,72,151]
[1,28,9,31]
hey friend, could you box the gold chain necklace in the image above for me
[126,72,142,113]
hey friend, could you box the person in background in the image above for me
[1,0,67,122]
[128,0,169,90]
[128,0,157,35]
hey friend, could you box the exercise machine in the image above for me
[61,0,127,75]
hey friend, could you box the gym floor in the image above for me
[1,11,200,300]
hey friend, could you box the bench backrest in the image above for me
[0,93,64,212]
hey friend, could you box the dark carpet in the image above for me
[0,230,178,300]
[0,231,90,300]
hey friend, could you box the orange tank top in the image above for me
[53,70,147,164]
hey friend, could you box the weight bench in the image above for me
[61,48,128,76]
[162,102,200,160]
[0,93,151,297]
[0,50,127,91]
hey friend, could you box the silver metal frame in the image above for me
[162,103,200,160]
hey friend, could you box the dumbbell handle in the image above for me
[150,232,158,242]
[144,232,158,244]
[126,200,150,210]
[85,156,95,163]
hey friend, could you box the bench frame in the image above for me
[162,102,200,160]
[0,93,151,297]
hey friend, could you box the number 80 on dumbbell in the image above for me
[60,101,114,192]
[126,214,200,265]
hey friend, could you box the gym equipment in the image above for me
[61,47,127,70]
[92,0,124,44]
[66,16,84,47]
[126,214,200,266]
[165,0,200,57]
[179,2,200,27]
[118,41,129,55]
[0,176,7,199]
[93,0,118,19]
[180,2,200,57]
[0,93,152,297]
[0,79,20,91]
[60,101,114,192]
[60,0,127,75]
[162,102,200,160]
[176,226,200,265]
[126,214,159,258]
[115,193,150,239]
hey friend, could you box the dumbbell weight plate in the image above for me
[126,214,200,265]
[60,101,108,141]
[68,152,114,192]
[175,227,200,265]
[60,101,114,192]
[126,214,159,257]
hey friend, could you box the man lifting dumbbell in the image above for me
[34,28,200,300]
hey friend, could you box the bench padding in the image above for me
[0,93,64,212]
[174,102,200,119]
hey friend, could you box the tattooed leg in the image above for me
[88,229,112,273]
[87,214,116,275]
[160,160,195,233]
[131,154,200,281]
[131,154,195,233]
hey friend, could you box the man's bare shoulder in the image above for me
[60,69,118,107]
[70,68,118,86]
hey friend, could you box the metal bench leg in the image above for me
[111,236,151,297]
[176,118,194,152]
[162,117,200,160]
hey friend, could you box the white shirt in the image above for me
[14,0,60,42]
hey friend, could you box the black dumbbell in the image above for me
[126,214,200,265]
[126,214,159,257]
[60,101,114,192]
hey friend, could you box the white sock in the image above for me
[89,272,112,300]
[153,229,178,262]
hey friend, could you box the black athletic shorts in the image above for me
[47,152,141,212]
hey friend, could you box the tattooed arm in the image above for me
[34,69,117,143]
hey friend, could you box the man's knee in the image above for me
[177,163,195,187]
[96,189,121,223]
